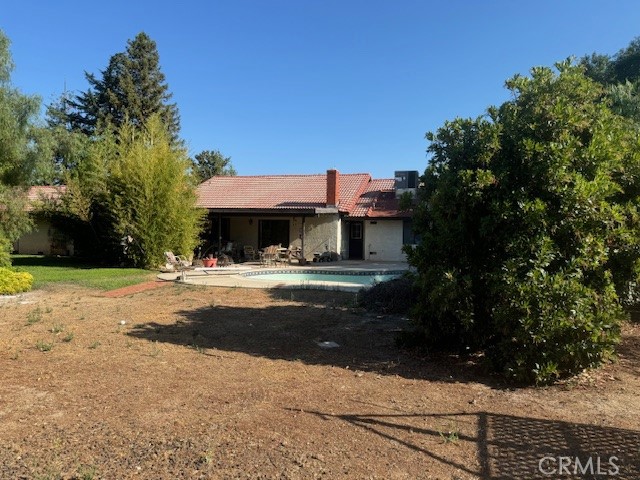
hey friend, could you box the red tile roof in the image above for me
[25,186,67,211]
[348,179,411,218]
[196,173,408,218]
[196,173,371,213]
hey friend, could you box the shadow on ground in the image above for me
[126,289,639,386]
[126,297,496,384]
[294,409,640,479]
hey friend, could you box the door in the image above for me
[348,221,364,260]
[259,219,290,248]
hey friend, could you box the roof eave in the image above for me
[201,207,339,215]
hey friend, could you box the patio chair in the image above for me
[286,245,305,265]
[275,245,289,266]
[260,245,278,267]
[243,245,260,261]
[164,251,192,271]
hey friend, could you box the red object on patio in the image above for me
[202,258,217,268]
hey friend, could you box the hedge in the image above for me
[0,267,34,295]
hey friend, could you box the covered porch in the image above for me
[200,209,344,263]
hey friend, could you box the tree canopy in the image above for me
[54,115,204,267]
[106,116,204,267]
[406,60,640,384]
[581,37,640,124]
[191,149,236,182]
[58,32,180,143]
[0,30,40,265]
[0,32,45,186]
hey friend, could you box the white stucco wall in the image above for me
[229,217,255,248]
[363,219,405,262]
[13,218,74,256]
[302,214,341,259]
[210,214,407,262]
[13,218,51,255]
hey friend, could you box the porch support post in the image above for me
[218,213,222,254]
[301,216,306,258]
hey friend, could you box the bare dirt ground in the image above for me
[0,283,638,479]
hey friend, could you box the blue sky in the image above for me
[3,1,640,179]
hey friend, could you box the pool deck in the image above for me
[157,260,411,292]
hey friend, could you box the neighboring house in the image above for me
[13,186,74,256]
[196,169,418,262]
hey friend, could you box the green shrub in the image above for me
[107,116,205,268]
[0,237,11,268]
[0,267,34,295]
[406,62,638,384]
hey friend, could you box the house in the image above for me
[196,169,418,262]
[12,186,74,256]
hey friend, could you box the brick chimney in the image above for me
[326,169,339,207]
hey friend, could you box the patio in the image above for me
[157,260,411,292]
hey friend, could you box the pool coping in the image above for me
[157,262,410,292]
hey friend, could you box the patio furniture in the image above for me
[243,245,260,261]
[164,251,192,271]
[217,253,235,267]
[286,246,304,264]
[260,245,279,267]
[276,247,289,265]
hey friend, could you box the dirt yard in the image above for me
[0,283,638,479]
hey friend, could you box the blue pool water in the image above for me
[242,270,404,286]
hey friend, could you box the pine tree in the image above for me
[61,32,180,143]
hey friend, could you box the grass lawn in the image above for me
[10,255,156,290]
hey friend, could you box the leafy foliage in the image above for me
[0,267,33,294]
[0,185,32,266]
[106,116,205,267]
[57,32,180,143]
[0,30,46,264]
[581,36,640,125]
[406,61,640,384]
[398,191,414,211]
[191,149,236,182]
[45,92,93,182]
[0,31,46,187]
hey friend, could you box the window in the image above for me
[351,222,362,240]
[259,219,290,248]
[403,219,420,245]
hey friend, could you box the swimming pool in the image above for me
[242,269,404,287]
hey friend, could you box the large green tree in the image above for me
[107,115,204,267]
[191,149,236,182]
[53,115,203,265]
[0,30,43,265]
[0,32,46,187]
[59,32,180,142]
[44,92,93,184]
[581,37,640,124]
[406,61,640,384]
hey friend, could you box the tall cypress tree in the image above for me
[62,32,180,143]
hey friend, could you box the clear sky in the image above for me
[3,1,640,179]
